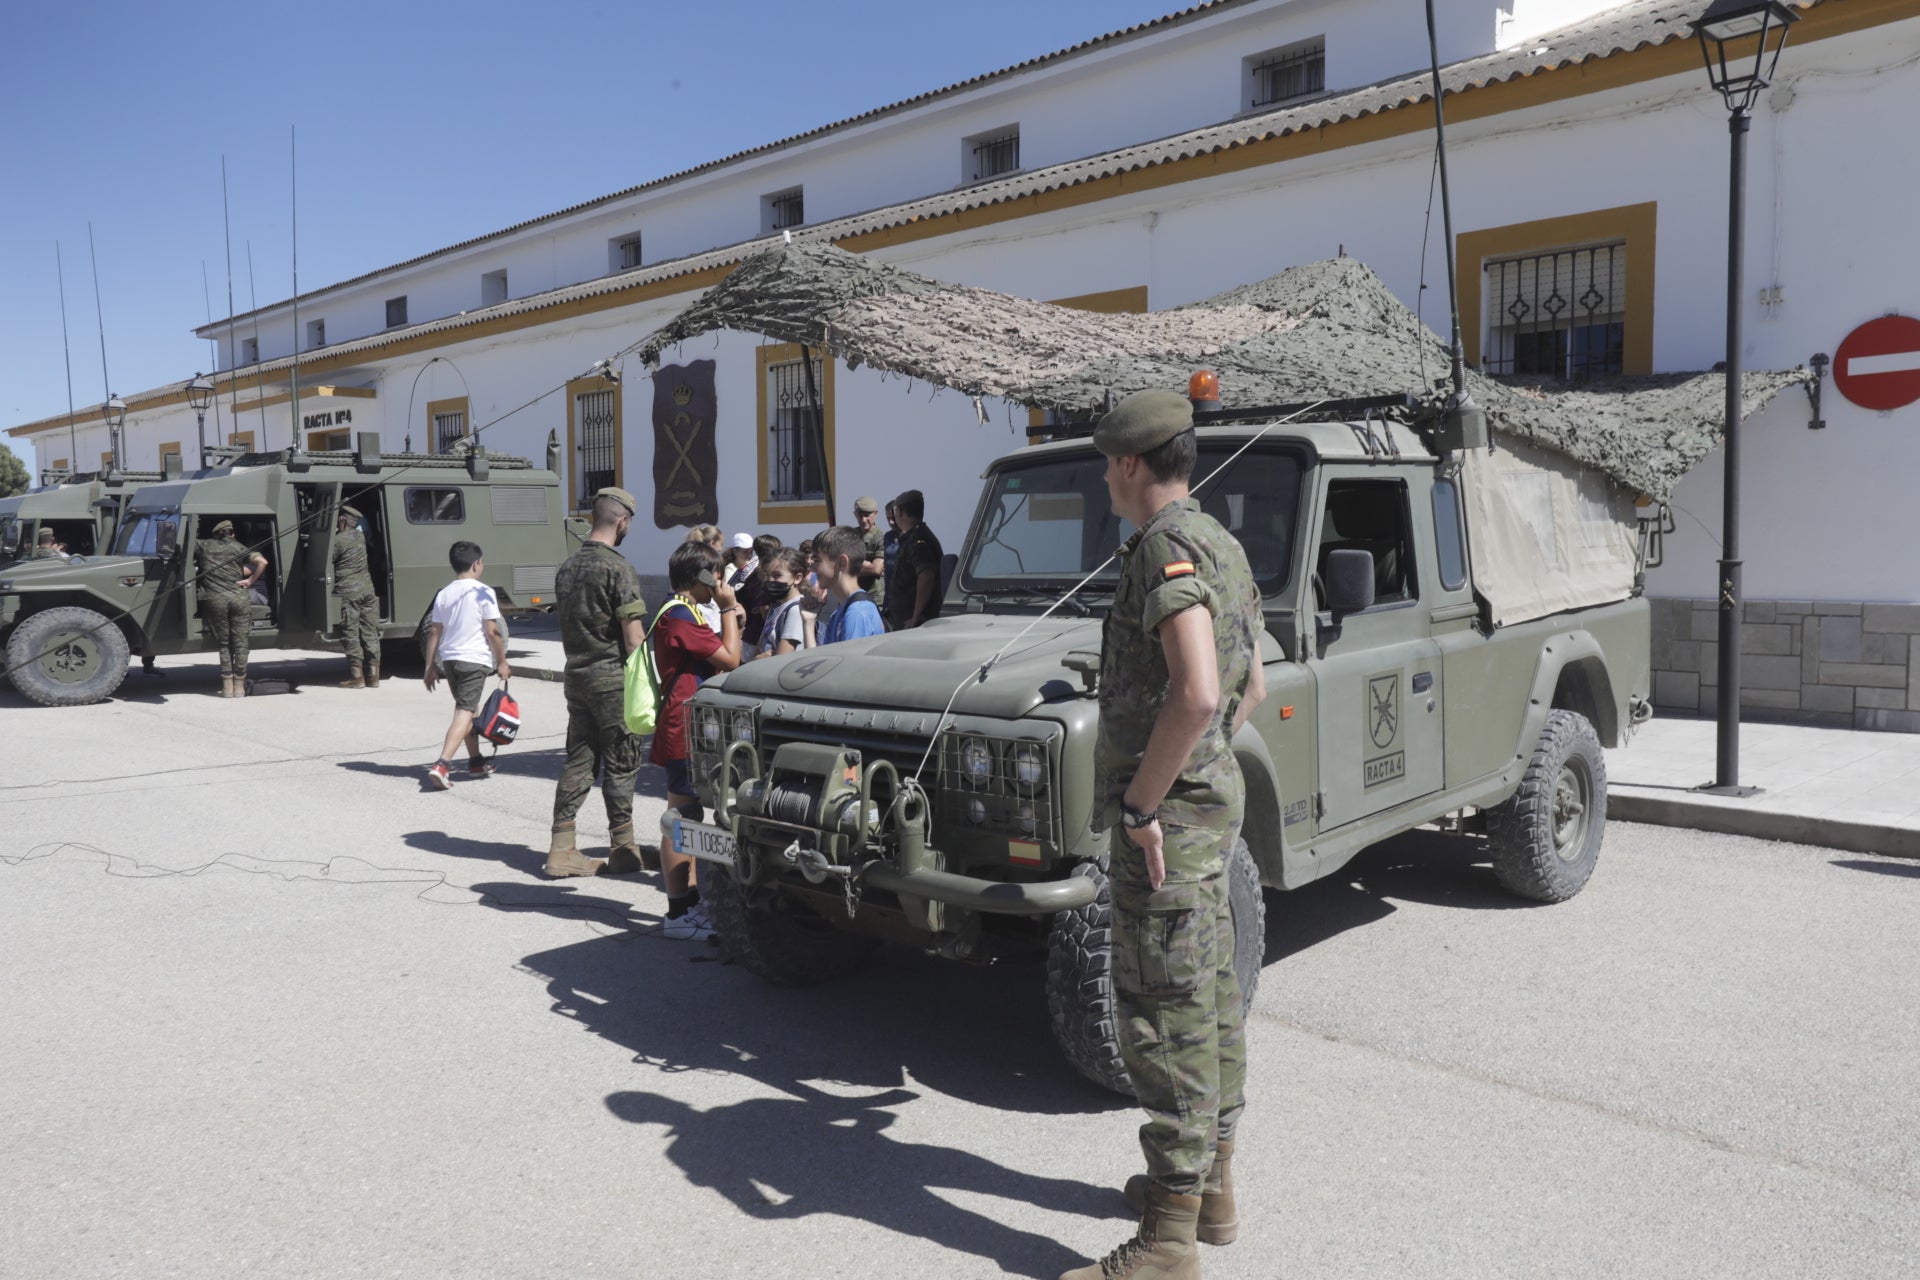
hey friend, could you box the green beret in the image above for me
[595,486,638,516]
[212,519,235,535]
[853,495,878,515]
[340,504,362,521]
[1092,390,1194,458]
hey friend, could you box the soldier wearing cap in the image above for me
[332,502,383,688]
[1061,389,1267,1280]
[195,517,269,698]
[853,495,886,614]
[544,486,650,878]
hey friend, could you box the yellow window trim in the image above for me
[308,429,352,451]
[565,375,625,514]
[425,395,471,451]
[52,458,68,469]
[756,343,836,528]
[157,441,182,467]
[231,431,255,450]
[1456,202,1656,376]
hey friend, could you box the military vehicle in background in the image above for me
[670,393,1653,1093]
[0,432,579,706]
[0,465,170,567]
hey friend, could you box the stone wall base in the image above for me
[1648,597,1920,733]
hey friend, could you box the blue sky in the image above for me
[0,0,1185,470]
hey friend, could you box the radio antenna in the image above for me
[55,242,79,470]
[222,156,241,442]
[247,241,265,439]
[86,222,118,471]
[1423,0,1486,451]
[201,260,224,443]
[289,124,300,452]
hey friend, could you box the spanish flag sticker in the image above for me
[1163,561,1196,581]
[1009,839,1043,867]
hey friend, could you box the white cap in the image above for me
[730,532,755,550]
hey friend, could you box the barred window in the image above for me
[575,387,617,508]
[1482,244,1626,381]
[433,408,467,454]
[1247,39,1325,108]
[385,296,408,328]
[765,187,805,234]
[765,355,826,504]
[617,235,643,270]
[969,127,1020,181]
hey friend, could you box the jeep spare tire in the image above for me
[1046,837,1266,1096]
[1486,708,1607,902]
[5,606,131,707]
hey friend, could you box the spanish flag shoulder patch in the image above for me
[1162,561,1196,581]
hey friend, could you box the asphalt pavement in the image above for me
[2,650,1916,1278]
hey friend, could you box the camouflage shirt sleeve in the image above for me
[609,561,648,622]
[1136,528,1217,636]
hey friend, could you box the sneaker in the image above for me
[467,759,495,779]
[662,902,715,942]
[425,763,452,791]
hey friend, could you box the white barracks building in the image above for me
[10,0,1920,728]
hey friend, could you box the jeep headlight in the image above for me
[700,713,724,749]
[959,736,994,789]
[1009,741,1047,795]
[730,709,756,746]
[967,796,988,825]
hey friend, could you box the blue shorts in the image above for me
[662,759,695,799]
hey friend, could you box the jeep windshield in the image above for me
[114,512,180,558]
[960,443,1305,596]
[0,515,19,560]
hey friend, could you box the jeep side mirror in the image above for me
[1324,548,1376,616]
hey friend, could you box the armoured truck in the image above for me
[0,433,577,706]
[0,467,170,568]
[671,396,1653,1092]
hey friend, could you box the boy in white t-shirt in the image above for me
[422,540,510,789]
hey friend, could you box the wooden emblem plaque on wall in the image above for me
[652,359,718,528]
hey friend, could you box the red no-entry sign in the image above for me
[1833,315,1920,411]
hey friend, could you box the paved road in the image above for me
[3,652,1916,1278]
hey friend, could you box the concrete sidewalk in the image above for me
[1607,716,1920,858]
[506,617,1920,858]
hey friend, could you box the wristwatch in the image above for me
[1120,800,1158,830]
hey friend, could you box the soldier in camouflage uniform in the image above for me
[194,518,269,699]
[545,486,650,879]
[854,495,886,615]
[332,504,383,689]
[1064,389,1267,1280]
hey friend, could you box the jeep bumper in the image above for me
[860,863,1097,916]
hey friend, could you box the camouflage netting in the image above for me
[634,242,1808,502]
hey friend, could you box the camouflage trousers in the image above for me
[551,682,640,831]
[202,594,252,676]
[337,589,381,665]
[1110,822,1247,1196]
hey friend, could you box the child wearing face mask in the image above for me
[753,548,811,659]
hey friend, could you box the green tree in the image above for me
[0,443,28,498]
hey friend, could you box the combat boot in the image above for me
[601,823,644,876]
[339,663,366,689]
[218,674,235,698]
[232,673,248,698]
[1124,1141,1238,1246]
[543,824,604,879]
[366,661,381,689]
[1062,1183,1201,1280]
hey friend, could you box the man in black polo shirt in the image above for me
[886,488,943,631]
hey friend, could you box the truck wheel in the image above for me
[705,872,879,985]
[1486,709,1607,903]
[4,607,131,707]
[1046,837,1267,1096]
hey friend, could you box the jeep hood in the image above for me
[717,614,1103,720]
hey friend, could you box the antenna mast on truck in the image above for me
[1424,0,1487,453]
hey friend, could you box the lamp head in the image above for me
[1690,0,1799,113]
[104,393,127,431]
[186,373,215,412]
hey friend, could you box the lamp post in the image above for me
[1689,0,1797,796]
[186,373,215,464]
[102,392,127,476]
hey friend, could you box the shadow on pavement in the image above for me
[497,923,1128,1277]
[467,878,664,929]
[405,830,553,878]
[1831,857,1920,879]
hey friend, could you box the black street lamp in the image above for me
[1689,0,1797,796]
[186,373,215,464]
[102,392,127,476]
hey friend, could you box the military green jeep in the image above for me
[674,408,1652,1092]
[0,466,169,568]
[0,434,578,706]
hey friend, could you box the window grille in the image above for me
[241,338,258,364]
[433,409,467,453]
[307,318,325,349]
[618,236,643,270]
[575,388,617,507]
[972,129,1020,180]
[768,189,805,231]
[1251,40,1325,107]
[1482,244,1627,380]
[386,296,408,328]
[765,356,826,504]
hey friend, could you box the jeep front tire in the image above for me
[1045,836,1267,1096]
[1486,708,1607,902]
[5,606,131,707]
[706,871,880,985]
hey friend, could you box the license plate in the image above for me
[672,817,736,867]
